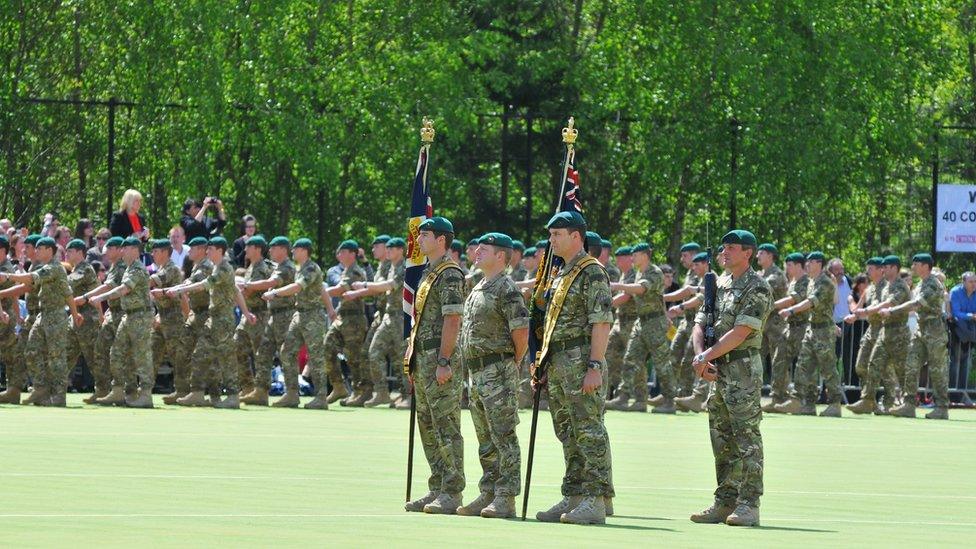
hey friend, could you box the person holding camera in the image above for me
[180,196,227,242]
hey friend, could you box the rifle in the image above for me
[698,251,719,380]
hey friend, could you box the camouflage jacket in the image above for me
[460,272,529,360]
[546,250,613,343]
[0,258,17,315]
[204,258,237,313]
[787,274,811,323]
[806,272,836,326]
[695,267,771,350]
[914,274,945,324]
[150,260,184,313]
[862,279,886,327]
[120,260,151,312]
[633,263,665,316]
[881,277,911,324]
[336,262,366,318]
[31,258,72,313]
[187,258,215,311]
[268,258,297,311]
[682,269,703,321]
[294,259,324,311]
[414,254,464,347]
[616,268,638,319]
[243,258,274,312]
[68,260,100,318]
[384,260,406,319]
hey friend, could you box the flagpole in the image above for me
[522,116,578,521]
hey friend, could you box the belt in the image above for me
[810,321,833,329]
[546,335,588,354]
[617,313,637,323]
[417,338,441,353]
[715,348,759,365]
[295,305,324,312]
[464,352,514,370]
[638,311,665,322]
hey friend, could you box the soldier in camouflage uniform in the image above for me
[756,244,787,397]
[604,246,635,400]
[357,236,391,392]
[845,257,888,414]
[855,255,911,414]
[263,238,329,409]
[671,251,715,412]
[508,240,528,282]
[234,236,273,401]
[246,236,299,407]
[77,237,125,404]
[455,232,528,519]
[772,252,843,417]
[766,253,811,412]
[609,242,675,413]
[342,237,407,408]
[885,253,949,419]
[0,234,42,404]
[160,237,211,404]
[662,242,704,397]
[170,237,257,409]
[0,236,24,403]
[147,239,186,402]
[90,238,155,408]
[689,230,770,528]
[321,239,368,406]
[532,211,613,525]
[403,217,466,516]
[599,239,620,282]
[0,237,83,406]
[64,239,101,405]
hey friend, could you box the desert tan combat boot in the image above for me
[423,492,462,515]
[480,495,515,519]
[819,402,842,417]
[0,387,22,404]
[690,501,734,523]
[214,394,240,409]
[176,390,209,407]
[845,397,875,415]
[536,496,582,523]
[325,384,348,404]
[272,391,301,408]
[95,385,126,406]
[456,492,494,517]
[304,394,329,410]
[725,504,760,527]
[560,496,606,525]
[404,491,437,512]
[364,386,392,407]
[125,388,154,409]
[925,407,948,420]
[242,388,269,406]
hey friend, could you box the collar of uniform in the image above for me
[560,249,588,274]
[427,253,450,270]
[730,267,756,287]
[481,270,505,289]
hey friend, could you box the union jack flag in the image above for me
[560,155,582,213]
[403,145,433,338]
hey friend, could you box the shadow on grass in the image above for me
[759,525,836,533]
[611,514,673,521]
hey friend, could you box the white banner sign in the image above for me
[936,183,976,252]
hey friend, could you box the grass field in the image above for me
[1,397,974,548]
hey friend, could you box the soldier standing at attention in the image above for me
[755,243,787,394]
[234,236,273,401]
[403,217,466,516]
[533,211,614,525]
[0,237,83,406]
[89,238,155,408]
[168,237,256,408]
[454,233,528,519]
[147,239,186,401]
[64,239,101,404]
[883,253,949,419]
[322,240,368,406]
[508,240,528,282]
[766,253,811,412]
[844,257,888,414]
[689,230,771,528]
[610,242,675,413]
[772,252,843,417]
[243,236,299,407]
[262,238,329,409]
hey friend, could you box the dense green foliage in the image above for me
[2,1,976,273]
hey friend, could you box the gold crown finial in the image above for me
[420,117,435,143]
[562,117,578,145]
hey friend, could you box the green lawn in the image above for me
[1,397,973,548]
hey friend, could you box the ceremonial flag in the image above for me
[403,143,433,338]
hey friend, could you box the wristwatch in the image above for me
[437,357,451,368]
[587,360,603,370]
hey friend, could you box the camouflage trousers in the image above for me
[761,317,787,394]
[708,353,763,508]
[254,308,296,391]
[414,348,465,494]
[281,309,327,393]
[189,309,237,393]
[769,321,805,402]
[152,310,185,391]
[605,315,635,394]
[0,308,24,389]
[619,314,673,401]
[109,310,154,390]
[794,324,843,405]
[854,324,880,399]
[865,324,909,405]
[548,344,613,497]
[367,313,404,390]
[670,318,697,397]
[66,306,100,389]
[235,310,269,391]
[94,310,122,390]
[468,357,521,496]
[25,310,69,391]
[906,319,949,407]
[324,315,367,392]
[172,309,208,395]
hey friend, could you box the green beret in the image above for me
[866,256,884,266]
[269,236,291,248]
[757,243,778,255]
[66,239,88,252]
[418,216,454,234]
[246,235,268,248]
[512,240,525,252]
[692,251,710,263]
[535,240,548,249]
[785,252,806,264]
[523,246,537,257]
[36,237,57,250]
[151,239,172,251]
[806,251,826,262]
[721,229,758,247]
[466,238,479,248]
[104,236,124,248]
[122,237,142,248]
[24,234,42,246]
[882,255,901,267]
[478,232,514,249]
[601,239,612,249]
[632,242,651,253]
[585,231,602,251]
[188,236,209,247]
[680,242,701,253]
[546,211,587,230]
[614,246,632,256]
[208,236,228,250]
[336,239,359,253]
[912,253,934,266]
[0,236,8,251]
[386,237,406,248]
[292,238,313,250]
[450,240,464,253]
[371,234,391,245]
